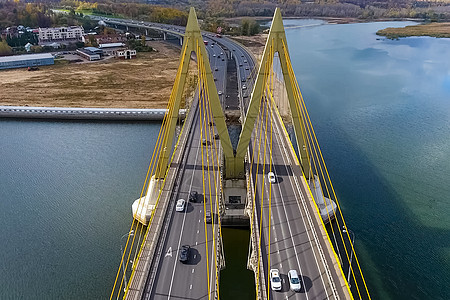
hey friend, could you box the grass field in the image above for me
[377,22,450,39]
[0,42,196,109]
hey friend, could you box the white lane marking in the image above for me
[256,102,314,300]
[165,247,172,258]
[194,254,197,259]
[197,230,199,234]
[192,269,195,274]
[190,284,192,290]
[199,219,201,223]
[196,241,198,246]
[271,103,333,299]
[166,109,203,300]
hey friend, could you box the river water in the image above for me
[1,20,450,299]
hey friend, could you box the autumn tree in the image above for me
[0,40,13,56]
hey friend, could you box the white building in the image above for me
[116,49,137,60]
[38,26,84,43]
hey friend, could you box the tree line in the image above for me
[0,1,97,30]
[58,0,188,26]
[154,0,450,20]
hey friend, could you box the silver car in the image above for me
[288,269,301,292]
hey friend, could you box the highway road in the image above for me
[98,16,260,299]
[139,36,229,300]
[249,102,340,299]
[101,17,347,300]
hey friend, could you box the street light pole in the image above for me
[120,230,134,294]
[342,227,355,288]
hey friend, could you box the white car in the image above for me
[176,199,186,212]
[270,269,282,291]
[268,171,276,183]
[288,269,301,292]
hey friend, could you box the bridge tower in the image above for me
[133,7,236,224]
[233,8,312,178]
[154,8,234,180]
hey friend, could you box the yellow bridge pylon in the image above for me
[234,7,311,178]
[154,7,235,179]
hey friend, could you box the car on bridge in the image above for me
[288,269,301,292]
[176,199,186,212]
[270,269,282,291]
[179,245,190,263]
[205,210,212,223]
[189,191,198,202]
[268,171,276,183]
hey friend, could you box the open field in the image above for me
[0,42,196,109]
[377,22,450,38]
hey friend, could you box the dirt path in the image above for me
[0,42,195,109]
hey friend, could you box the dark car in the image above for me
[189,191,198,202]
[205,210,212,223]
[179,245,190,263]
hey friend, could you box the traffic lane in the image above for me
[170,205,218,300]
[151,127,221,298]
[260,182,304,299]
[150,115,203,299]
[255,138,309,299]
[254,113,329,299]
[171,104,222,298]
[269,116,334,298]
[149,89,212,295]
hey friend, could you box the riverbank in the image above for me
[377,22,450,38]
[0,106,186,121]
[0,41,195,109]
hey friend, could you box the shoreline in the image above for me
[0,105,185,121]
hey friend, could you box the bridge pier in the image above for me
[163,32,166,40]
[145,28,148,36]
[132,175,161,225]
[221,179,249,226]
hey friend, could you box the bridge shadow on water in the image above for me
[315,121,450,300]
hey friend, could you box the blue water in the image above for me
[283,20,450,299]
[1,20,450,300]
[0,119,159,299]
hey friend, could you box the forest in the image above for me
[1,0,450,32]
[0,1,97,29]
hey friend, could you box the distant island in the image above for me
[377,22,450,39]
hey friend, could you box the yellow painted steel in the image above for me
[155,7,234,179]
[244,8,371,299]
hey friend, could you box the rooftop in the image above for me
[39,26,83,30]
[99,43,125,48]
[0,53,53,63]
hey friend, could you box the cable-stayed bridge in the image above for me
[104,8,371,300]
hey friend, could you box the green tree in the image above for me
[0,40,13,56]
[241,19,250,36]
[240,18,260,36]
